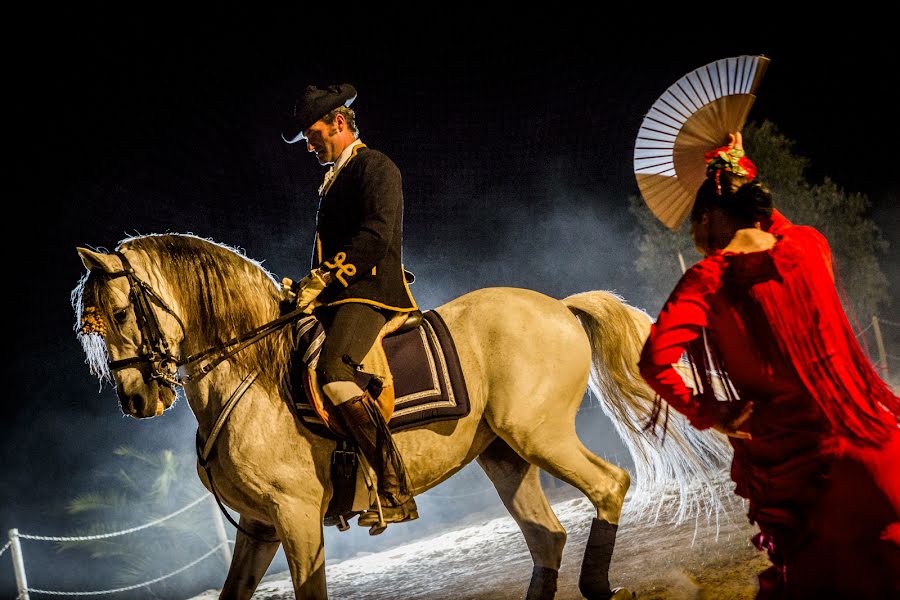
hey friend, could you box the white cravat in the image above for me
[319,139,363,196]
[318,166,337,197]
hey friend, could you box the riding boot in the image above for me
[331,393,418,534]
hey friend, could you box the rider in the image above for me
[281,83,419,533]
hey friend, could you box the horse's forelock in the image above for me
[71,270,113,384]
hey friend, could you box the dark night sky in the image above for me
[2,12,897,597]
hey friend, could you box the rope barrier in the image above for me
[25,542,227,596]
[18,494,211,542]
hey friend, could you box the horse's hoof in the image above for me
[583,588,635,600]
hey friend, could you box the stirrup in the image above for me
[366,495,388,536]
[336,514,350,532]
[357,496,419,535]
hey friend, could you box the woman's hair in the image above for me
[690,170,773,226]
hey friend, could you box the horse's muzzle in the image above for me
[117,379,176,418]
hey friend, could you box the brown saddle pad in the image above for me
[290,309,471,438]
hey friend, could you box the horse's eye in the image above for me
[113,308,129,324]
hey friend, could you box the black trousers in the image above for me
[316,302,388,384]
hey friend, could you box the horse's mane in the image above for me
[72,233,294,390]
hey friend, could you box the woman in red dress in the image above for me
[638,134,900,598]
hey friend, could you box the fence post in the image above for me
[872,316,888,376]
[208,496,232,568]
[9,529,29,600]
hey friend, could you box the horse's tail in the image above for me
[562,290,734,524]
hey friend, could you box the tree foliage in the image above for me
[630,120,890,324]
[56,446,226,598]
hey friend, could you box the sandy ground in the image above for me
[189,476,771,600]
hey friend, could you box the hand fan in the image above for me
[634,55,770,229]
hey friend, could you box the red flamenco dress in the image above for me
[638,213,900,598]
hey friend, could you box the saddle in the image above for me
[289,307,471,530]
[302,310,423,438]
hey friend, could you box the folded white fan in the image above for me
[634,55,770,230]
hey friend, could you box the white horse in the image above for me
[72,233,730,600]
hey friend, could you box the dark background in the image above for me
[3,13,897,598]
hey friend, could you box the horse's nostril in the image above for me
[118,395,137,417]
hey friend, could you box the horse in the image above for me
[71,233,732,600]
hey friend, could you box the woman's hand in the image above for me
[713,400,753,439]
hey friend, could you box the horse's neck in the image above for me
[185,362,318,469]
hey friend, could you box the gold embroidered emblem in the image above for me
[323,252,357,287]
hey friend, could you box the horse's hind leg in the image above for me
[493,402,633,599]
[220,516,281,600]
[477,436,565,600]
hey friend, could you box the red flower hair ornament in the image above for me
[705,144,758,195]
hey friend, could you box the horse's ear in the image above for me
[77,247,123,274]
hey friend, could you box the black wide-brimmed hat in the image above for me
[281,83,357,144]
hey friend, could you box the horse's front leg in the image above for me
[273,495,329,599]
[220,516,281,600]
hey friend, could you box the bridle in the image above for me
[97,250,310,388]
[103,251,186,388]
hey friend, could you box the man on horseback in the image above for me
[281,83,420,534]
